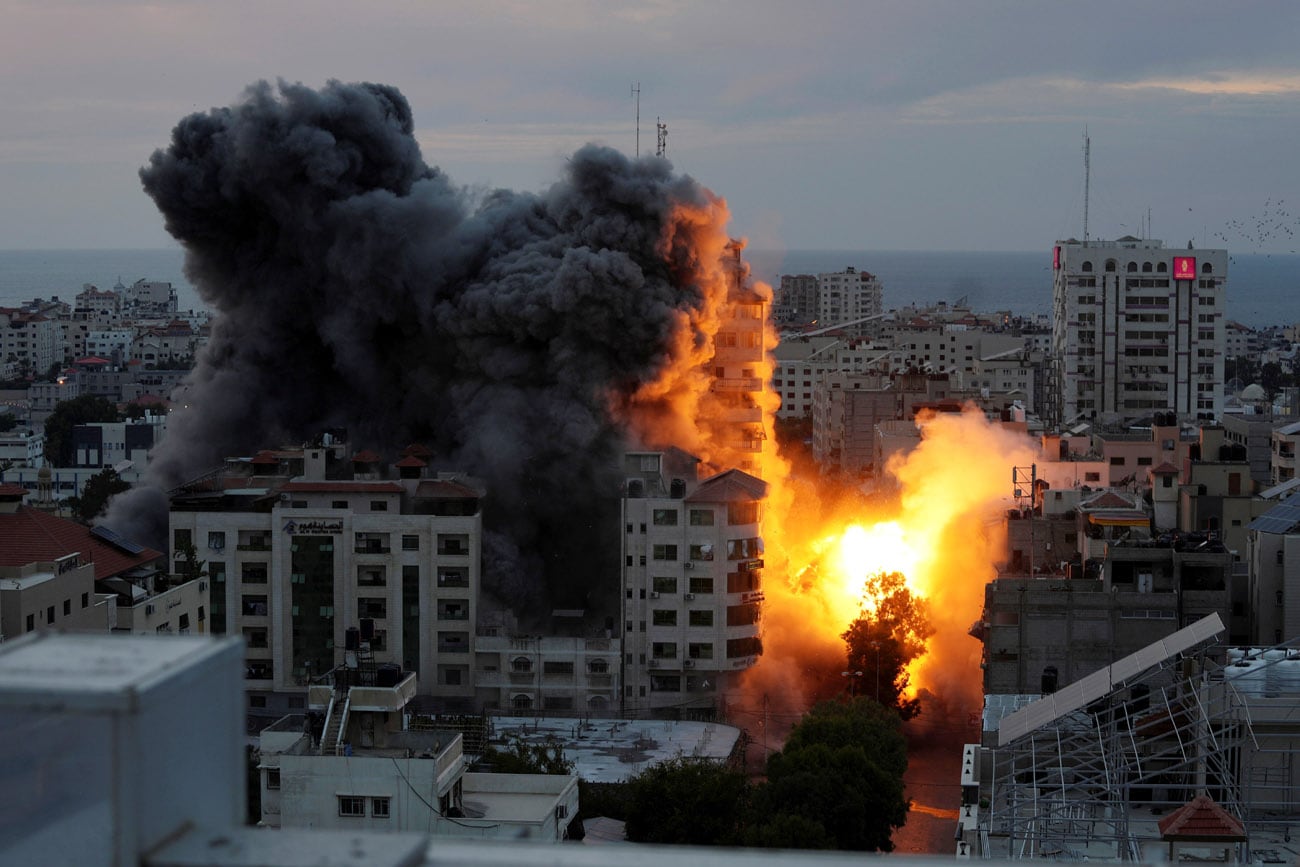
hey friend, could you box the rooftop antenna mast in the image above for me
[631,82,641,157]
[656,117,667,158]
[1082,130,1091,247]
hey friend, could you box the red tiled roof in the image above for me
[1082,491,1134,509]
[394,456,427,468]
[249,451,280,466]
[74,356,112,365]
[0,484,29,498]
[402,443,434,458]
[1157,794,1246,841]
[0,506,162,578]
[414,479,480,499]
[351,449,382,463]
[1150,462,1180,476]
[278,481,403,494]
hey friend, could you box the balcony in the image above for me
[712,377,762,392]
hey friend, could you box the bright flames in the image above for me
[621,195,1039,724]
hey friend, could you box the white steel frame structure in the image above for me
[976,614,1300,861]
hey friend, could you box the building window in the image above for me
[401,535,419,551]
[652,576,678,594]
[370,500,387,512]
[81,592,89,608]
[207,531,226,550]
[266,768,280,790]
[688,642,714,660]
[652,544,678,561]
[689,610,714,627]
[338,796,366,817]
[332,500,348,509]
[652,642,678,659]
[63,599,71,616]
[652,509,678,526]
[652,609,677,626]
[1084,472,1101,482]
[689,509,714,526]
[689,576,714,594]
[1109,456,1126,466]
[47,605,55,624]
[25,614,34,632]
[371,797,390,818]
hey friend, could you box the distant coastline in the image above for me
[2,246,1295,329]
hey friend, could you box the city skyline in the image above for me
[2,1,1298,254]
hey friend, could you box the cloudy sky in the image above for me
[2,0,1297,253]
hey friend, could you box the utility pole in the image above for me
[631,83,641,157]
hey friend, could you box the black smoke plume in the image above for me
[107,79,723,617]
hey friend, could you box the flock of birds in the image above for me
[1207,198,1297,260]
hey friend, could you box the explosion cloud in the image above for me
[108,79,740,616]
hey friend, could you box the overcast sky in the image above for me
[2,0,1298,253]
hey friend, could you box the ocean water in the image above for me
[1,246,1295,329]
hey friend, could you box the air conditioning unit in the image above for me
[650,591,660,599]
[684,593,695,601]
[210,540,224,550]
[683,659,695,668]
[683,562,693,570]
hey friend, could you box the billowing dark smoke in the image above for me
[106,79,722,617]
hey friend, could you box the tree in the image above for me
[751,698,910,852]
[841,570,934,719]
[42,394,120,466]
[67,467,131,524]
[475,738,574,775]
[623,758,750,846]
[0,412,17,433]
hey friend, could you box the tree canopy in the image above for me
[620,699,909,851]
[42,394,121,467]
[475,739,574,776]
[841,570,934,719]
[67,467,131,524]
[623,757,749,846]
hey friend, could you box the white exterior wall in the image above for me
[86,328,135,361]
[474,635,620,715]
[620,490,762,716]
[0,427,43,466]
[1051,239,1227,425]
[171,492,481,703]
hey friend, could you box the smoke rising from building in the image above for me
[107,79,737,615]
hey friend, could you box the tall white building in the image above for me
[817,267,884,338]
[168,444,484,724]
[620,451,765,717]
[1050,237,1227,425]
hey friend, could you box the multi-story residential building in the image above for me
[1050,237,1227,425]
[619,451,765,718]
[773,273,818,325]
[74,284,122,317]
[1245,491,1300,646]
[0,426,43,467]
[816,267,884,338]
[86,326,135,363]
[0,482,179,640]
[259,675,580,839]
[810,372,895,477]
[71,413,167,470]
[1271,420,1300,485]
[474,633,621,715]
[979,530,1233,694]
[123,278,179,317]
[168,443,484,726]
[132,319,200,366]
[0,310,63,376]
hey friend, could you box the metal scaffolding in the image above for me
[975,613,1300,861]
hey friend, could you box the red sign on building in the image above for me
[1053,246,1061,270]
[1173,256,1196,280]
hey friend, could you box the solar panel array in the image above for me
[1248,497,1300,534]
[90,524,146,554]
[997,612,1224,747]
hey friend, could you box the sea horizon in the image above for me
[2,245,1295,329]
